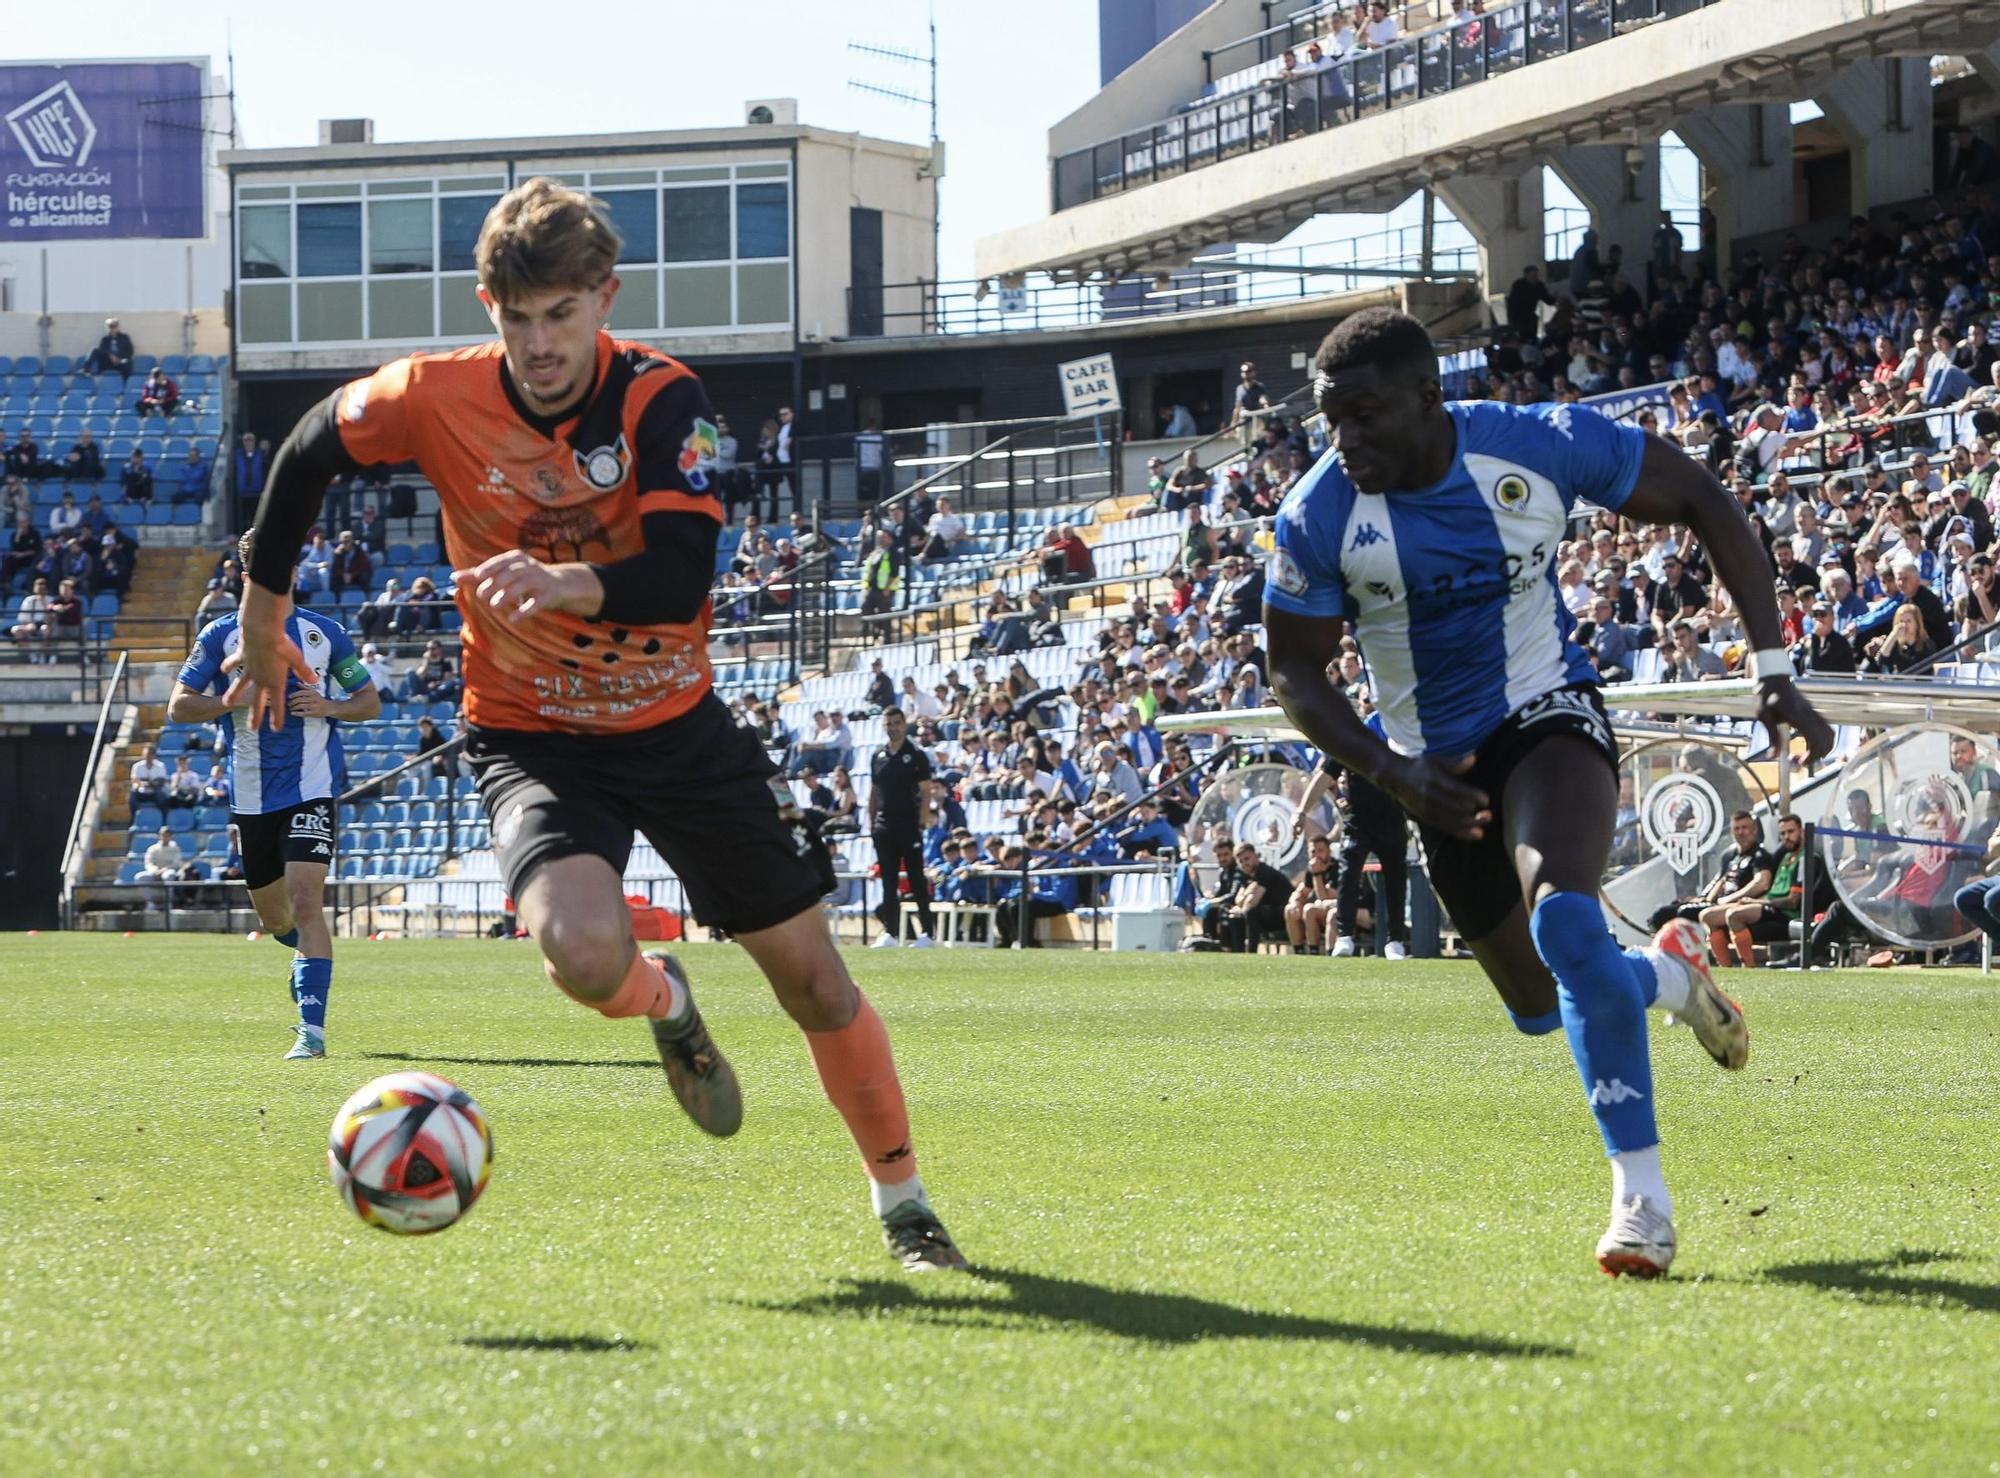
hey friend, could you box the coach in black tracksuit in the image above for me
[869,706,937,943]
[1330,757,1409,951]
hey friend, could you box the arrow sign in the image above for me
[1058,353,1122,420]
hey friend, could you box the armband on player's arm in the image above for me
[590,511,721,625]
[248,392,362,595]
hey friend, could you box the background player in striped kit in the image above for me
[170,534,379,1059]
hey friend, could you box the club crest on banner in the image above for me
[1639,773,1723,874]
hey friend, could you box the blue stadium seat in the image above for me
[428,702,454,722]
[339,857,363,879]
[408,800,437,826]
[13,357,39,375]
[425,777,450,799]
[387,827,413,853]
[45,355,72,375]
[338,803,359,827]
[88,593,118,617]
[386,543,414,564]
[131,804,163,832]
[188,355,217,374]
[202,833,231,857]
[453,776,476,798]
[164,808,196,833]
[359,800,387,825]
[194,806,226,832]
[130,355,156,375]
[117,861,145,884]
[413,541,440,564]
[160,354,187,374]
[384,801,412,826]
[173,505,202,525]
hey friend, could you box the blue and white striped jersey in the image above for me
[1266,400,1646,757]
[178,609,370,813]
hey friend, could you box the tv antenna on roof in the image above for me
[848,1,943,280]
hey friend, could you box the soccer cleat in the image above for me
[1596,1194,1677,1278]
[1652,918,1750,1071]
[283,1025,326,1060]
[881,1201,969,1272]
[870,933,902,949]
[644,952,743,1138]
[1383,941,1409,961]
[907,933,937,949]
[1330,936,1357,958]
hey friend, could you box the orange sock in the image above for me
[1731,927,1758,969]
[551,949,680,1020]
[803,992,916,1184]
[1707,926,1731,965]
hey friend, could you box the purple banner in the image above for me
[2,60,207,241]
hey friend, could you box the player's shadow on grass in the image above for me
[460,1334,644,1353]
[1761,1249,2000,1314]
[362,1050,654,1071]
[753,1265,1572,1358]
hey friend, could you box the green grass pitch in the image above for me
[2,934,1997,1474]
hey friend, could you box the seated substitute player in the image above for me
[223,179,964,1271]
[169,532,380,1059]
[1648,810,1774,933]
[1264,308,1834,1278]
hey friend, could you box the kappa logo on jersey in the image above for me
[1268,547,1309,597]
[678,418,719,491]
[574,434,631,492]
[1588,1078,1646,1106]
[1349,523,1385,551]
[1495,474,1530,510]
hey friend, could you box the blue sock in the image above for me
[1528,891,1658,1155]
[274,926,299,950]
[1506,1006,1564,1036]
[292,957,331,1032]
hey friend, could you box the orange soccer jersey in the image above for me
[333,333,723,734]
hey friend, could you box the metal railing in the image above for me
[1,613,194,704]
[1052,0,1719,212]
[57,650,132,928]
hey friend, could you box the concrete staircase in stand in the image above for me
[111,543,216,664]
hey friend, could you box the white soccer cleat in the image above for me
[1330,936,1357,958]
[907,934,937,949]
[1652,918,1749,1071]
[870,934,902,949]
[1596,1194,1676,1278]
[1383,941,1409,961]
[283,1025,326,1061]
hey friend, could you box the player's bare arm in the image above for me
[1619,437,1836,760]
[166,681,249,724]
[289,685,382,722]
[1264,602,1493,841]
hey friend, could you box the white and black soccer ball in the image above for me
[327,1071,492,1235]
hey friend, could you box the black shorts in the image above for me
[1745,904,1797,940]
[1415,684,1619,943]
[466,692,836,936]
[232,798,336,890]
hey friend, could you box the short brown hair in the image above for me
[476,177,620,303]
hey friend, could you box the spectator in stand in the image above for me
[1231,361,1270,445]
[1164,449,1211,513]
[48,489,82,540]
[409,639,462,703]
[202,763,232,809]
[356,576,406,642]
[233,432,270,508]
[84,317,134,378]
[1662,621,1724,681]
[194,578,236,628]
[217,823,245,883]
[166,753,204,810]
[61,429,104,486]
[9,575,53,660]
[175,444,210,506]
[330,529,373,593]
[1795,601,1857,674]
[129,742,168,807]
[7,427,48,482]
[920,495,964,564]
[295,532,334,598]
[4,512,39,585]
[355,503,387,555]
[414,715,456,779]
[1085,740,1142,807]
[1357,0,1398,48]
[1,473,27,526]
[46,577,83,657]
[359,642,397,696]
[136,367,179,418]
[1506,265,1555,339]
[1040,522,1094,586]
[793,709,855,776]
[139,826,196,893]
[774,405,797,513]
[392,575,445,640]
[120,448,154,506]
[860,530,900,616]
[1861,603,1936,674]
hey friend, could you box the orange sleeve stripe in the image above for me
[637,490,724,523]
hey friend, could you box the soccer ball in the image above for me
[327,1071,492,1234]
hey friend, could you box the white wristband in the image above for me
[1748,647,1792,682]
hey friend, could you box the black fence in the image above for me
[1053,0,1718,212]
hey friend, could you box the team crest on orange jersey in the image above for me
[575,434,631,492]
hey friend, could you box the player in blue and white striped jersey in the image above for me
[1265,309,1834,1278]
[169,536,379,1059]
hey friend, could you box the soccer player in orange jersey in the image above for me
[227,179,965,1271]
